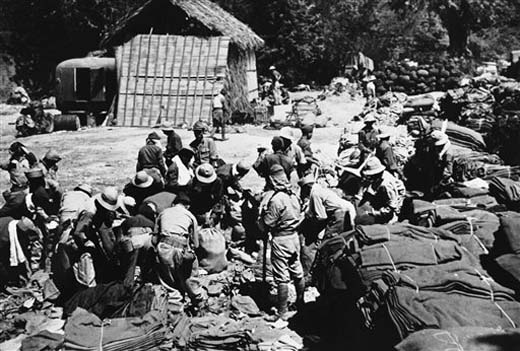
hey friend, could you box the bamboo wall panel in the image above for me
[116,35,229,127]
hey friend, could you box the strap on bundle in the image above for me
[382,244,397,272]
[474,268,494,302]
[466,217,489,255]
[495,302,516,328]
[400,273,419,294]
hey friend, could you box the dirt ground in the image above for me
[0,93,366,202]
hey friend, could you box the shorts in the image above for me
[271,233,303,283]
[212,109,224,127]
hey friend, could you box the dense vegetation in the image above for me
[1,0,519,95]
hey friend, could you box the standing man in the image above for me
[211,89,228,141]
[269,66,283,105]
[161,121,183,167]
[137,132,167,181]
[375,133,400,177]
[190,121,219,168]
[253,136,294,191]
[358,114,381,160]
[259,165,304,320]
[280,127,307,178]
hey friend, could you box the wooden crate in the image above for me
[116,35,229,127]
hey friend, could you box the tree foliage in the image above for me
[0,0,519,94]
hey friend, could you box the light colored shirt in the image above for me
[261,190,301,237]
[365,171,406,213]
[59,190,95,223]
[284,144,307,167]
[307,184,354,221]
[212,93,226,109]
[156,204,197,238]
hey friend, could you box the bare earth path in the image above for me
[0,94,365,203]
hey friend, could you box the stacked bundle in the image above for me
[396,327,520,351]
[64,308,167,351]
[384,288,520,340]
[373,59,465,95]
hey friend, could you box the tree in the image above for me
[390,0,518,55]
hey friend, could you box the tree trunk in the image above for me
[440,1,471,56]
[446,23,469,55]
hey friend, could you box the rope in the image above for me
[466,217,489,255]
[400,273,419,294]
[474,268,494,302]
[99,320,104,351]
[382,244,398,272]
[495,302,516,328]
[431,243,438,265]
[385,226,391,241]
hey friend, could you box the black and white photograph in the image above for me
[1,0,520,350]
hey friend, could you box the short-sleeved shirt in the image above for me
[156,205,197,237]
[261,190,301,237]
[307,184,352,221]
[364,171,405,213]
[212,94,226,109]
[190,137,218,167]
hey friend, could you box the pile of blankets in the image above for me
[313,203,520,348]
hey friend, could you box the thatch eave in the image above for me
[101,0,264,51]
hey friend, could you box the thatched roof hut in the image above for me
[102,0,264,127]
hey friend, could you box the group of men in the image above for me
[0,113,455,320]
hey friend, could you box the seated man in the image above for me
[0,217,41,290]
[136,132,167,181]
[190,121,219,168]
[155,193,202,304]
[123,171,163,213]
[357,157,405,224]
[165,147,195,194]
[188,164,224,226]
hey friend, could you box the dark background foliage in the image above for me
[0,0,519,96]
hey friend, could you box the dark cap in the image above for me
[147,132,161,140]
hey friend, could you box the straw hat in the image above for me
[362,157,386,176]
[280,127,301,142]
[269,164,285,176]
[161,121,175,132]
[43,149,62,163]
[431,130,449,146]
[25,168,44,179]
[269,66,276,70]
[235,161,251,176]
[147,132,161,140]
[377,133,391,140]
[74,184,93,197]
[132,171,154,189]
[94,186,121,211]
[364,114,377,123]
[192,121,207,131]
[195,164,217,184]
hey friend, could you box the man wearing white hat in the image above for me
[188,164,224,226]
[430,130,454,195]
[358,157,405,224]
[123,171,163,213]
[69,186,125,287]
[358,114,381,160]
[280,127,307,178]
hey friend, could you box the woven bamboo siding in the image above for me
[116,34,229,127]
[245,50,258,100]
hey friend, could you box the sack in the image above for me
[197,228,228,274]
